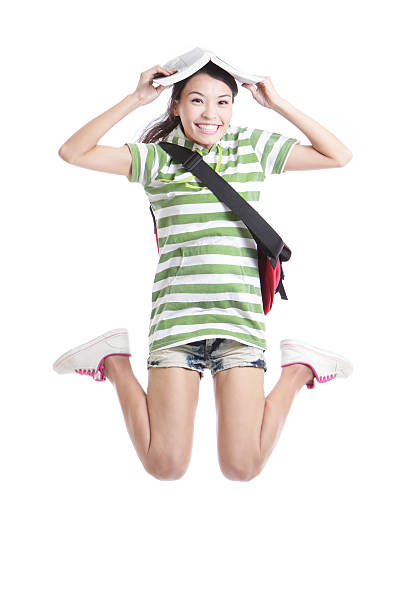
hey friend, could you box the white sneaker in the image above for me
[53,328,131,382]
[280,339,353,389]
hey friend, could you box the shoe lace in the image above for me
[74,362,106,381]
[318,373,337,383]
[75,367,96,377]
[96,362,106,381]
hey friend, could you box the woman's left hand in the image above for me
[241,77,283,109]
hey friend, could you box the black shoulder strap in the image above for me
[158,141,291,269]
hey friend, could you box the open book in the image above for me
[152,47,266,87]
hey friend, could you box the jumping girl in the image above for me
[53,58,353,481]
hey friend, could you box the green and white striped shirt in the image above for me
[125,124,299,354]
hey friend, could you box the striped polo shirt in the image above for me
[125,123,299,354]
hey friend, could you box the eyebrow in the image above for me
[187,90,232,98]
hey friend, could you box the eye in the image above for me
[191,98,229,105]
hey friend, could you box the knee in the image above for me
[219,457,261,482]
[144,453,189,481]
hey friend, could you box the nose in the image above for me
[201,102,218,120]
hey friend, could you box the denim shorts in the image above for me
[147,337,267,379]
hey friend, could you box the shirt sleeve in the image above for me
[250,128,300,175]
[124,142,158,185]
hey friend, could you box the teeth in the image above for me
[197,124,219,132]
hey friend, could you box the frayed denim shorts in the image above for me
[147,337,267,380]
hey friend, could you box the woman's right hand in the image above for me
[132,65,178,106]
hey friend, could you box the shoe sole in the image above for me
[53,328,129,372]
[280,338,353,378]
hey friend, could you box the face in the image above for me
[173,73,233,149]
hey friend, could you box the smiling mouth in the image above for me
[195,123,221,134]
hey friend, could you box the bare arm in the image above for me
[58,93,144,177]
[271,97,353,171]
[242,77,353,171]
[58,64,177,177]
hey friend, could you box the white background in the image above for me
[1,1,407,610]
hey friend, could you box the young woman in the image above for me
[53,59,353,482]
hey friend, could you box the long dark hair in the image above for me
[138,60,239,143]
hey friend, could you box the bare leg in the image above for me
[214,363,314,480]
[103,356,200,480]
[103,355,151,467]
[259,364,313,469]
